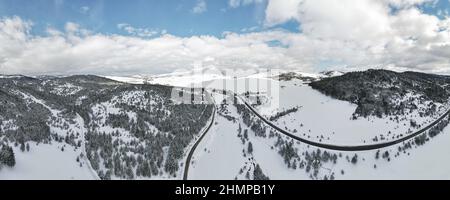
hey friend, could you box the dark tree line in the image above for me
[269,107,299,121]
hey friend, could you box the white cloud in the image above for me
[117,23,161,38]
[0,17,302,76]
[264,0,450,73]
[1,0,450,76]
[80,6,90,14]
[386,0,436,8]
[65,22,80,33]
[0,16,32,66]
[264,0,302,26]
[229,0,265,8]
[192,0,207,14]
[241,26,259,32]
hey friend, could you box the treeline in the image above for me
[269,107,299,121]
[235,103,266,138]
[274,135,338,180]
[428,115,450,138]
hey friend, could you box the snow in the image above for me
[320,71,345,77]
[15,90,86,139]
[50,83,82,96]
[86,89,212,180]
[104,68,294,89]
[150,74,229,88]
[89,90,164,137]
[188,77,450,180]
[104,76,146,85]
[189,93,312,180]
[249,125,450,180]
[0,142,95,180]
[75,96,87,106]
[188,93,248,180]
[106,73,230,88]
[3,72,450,180]
[250,79,449,145]
[0,119,18,131]
[177,96,216,179]
[0,91,99,180]
[0,75,24,79]
[190,93,450,180]
[326,125,450,180]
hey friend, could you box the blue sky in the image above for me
[1,0,448,37]
[0,0,448,36]
[420,0,450,16]
[0,0,298,37]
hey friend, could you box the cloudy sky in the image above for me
[0,0,450,76]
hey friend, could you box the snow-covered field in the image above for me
[188,93,248,179]
[106,69,231,87]
[0,142,95,180]
[249,79,449,145]
[188,92,450,180]
[336,126,450,180]
[183,74,450,180]
[0,91,98,180]
[2,72,450,180]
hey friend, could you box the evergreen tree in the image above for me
[0,145,16,167]
[253,164,269,180]
[351,154,358,164]
[20,142,25,152]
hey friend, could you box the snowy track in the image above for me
[241,97,450,151]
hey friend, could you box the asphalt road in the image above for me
[182,96,217,180]
[240,97,450,152]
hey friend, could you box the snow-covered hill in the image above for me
[2,69,450,180]
[189,92,450,180]
[0,75,213,180]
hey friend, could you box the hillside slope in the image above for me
[0,75,213,179]
[309,69,450,118]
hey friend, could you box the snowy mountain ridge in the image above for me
[2,69,450,180]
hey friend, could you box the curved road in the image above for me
[240,97,450,151]
[183,96,216,180]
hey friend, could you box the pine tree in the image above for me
[0,145,16,167]
[253,164,269,180]
[20,142,25,152]
[351,154,358,164]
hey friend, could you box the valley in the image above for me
[1,69,450,180]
